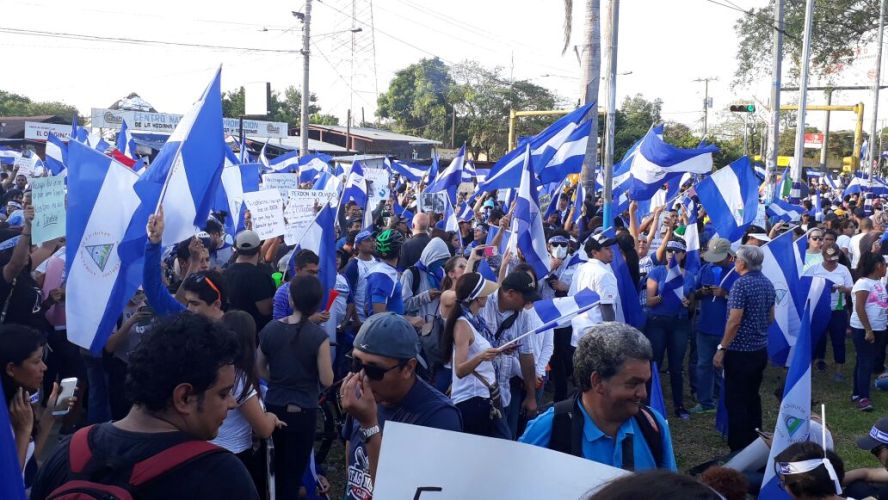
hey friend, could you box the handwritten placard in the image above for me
[14,155,37,178]
[243,189,285,240]
[31,176,66,244]
[261,173,300,192]
[283,189,338,245]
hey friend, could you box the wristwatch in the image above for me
[717,344,726,352]
[361,424,381,440]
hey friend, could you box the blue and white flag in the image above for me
[138,68,226,247]
[696,157,770,242]
[626,125,718,199]
[683,197,701,277]
[258,142,269,169]
[510,144,551,280]
[214,146,259,238]
[536,118,592,184]
[289,204,337,305]
[533,288,601,329]
[767,199,806,223]
[386,157,428,183]
[661,256,685,310]
[0,147,20,166]
[760,299,814,499]
[45,133,68,176]
[571,183,586,224]
[843,171,888,197]
[340,160,368,208]
[811,190,822,221]
[462,159,477,183]
[821,171,837,190]
[425,151,440,184]
[649,361,668,420]
[312,170,341,193]
[425,143,465,204]
[116,119,138,159]
[267,150,300,173]
[65,141,142,353]
[297,154,330,183]
[602,227,645,329]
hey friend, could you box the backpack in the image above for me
[547,397,664,471]
[419,315,446,371]
[46,425,225,499]
[408,265,421,297]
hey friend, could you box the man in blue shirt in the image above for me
[713,244,775,451]
[520,323,677,472]
[364,229,406,317]
[689,237,734,414]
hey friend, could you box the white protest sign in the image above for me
[374,422,627,499]
[30,176,66,244]
[365,168,390,207]
[418,191,448,213]
[283,189,338,245]
[754,202,767,229]
[261,173,300,192]
[243,189,285,240]
[14,155,37,178]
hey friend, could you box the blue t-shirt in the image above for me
[272,283,291,320]
[343,377,462,500]
[364,262,404,317]
[519,402,677,472]
[696,262,731,336]
[645,265,693,318]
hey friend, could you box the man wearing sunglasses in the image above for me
[340,313,461,500]
[844,417,888,498]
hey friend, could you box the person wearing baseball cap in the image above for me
[844,417,888,498]
[689,237,736,415]
[803,243,853,381]
[340,313,462,499]
[224,229,277,330]
[569,232,623,346]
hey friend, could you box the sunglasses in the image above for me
[550,242,568,247]
[348,354,406,381]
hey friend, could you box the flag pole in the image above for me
[789,0,815,205]
[601,0,620,230]
[867,0,886,185]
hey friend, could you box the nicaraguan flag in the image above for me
[571,183,586,224]
[462,159,477,183]
[312,170,341,193]
[297,154,329,183]
[425,143,465,204]
[843,171,888,197]
[810,190,822,221]
[45,133,68,176]
[386,157,428,183]
[661,256,685,309]
[649,361,668,420]
[341,160,368,207]
[696,157,764,242]
[0,147,20,166]
[425,151,440,184]
[533,288,601,329]
[267,150,299,173]
[822,171,837,190]
[600,227,645,329]
[116,119,138,159]
[65,141,142,353]
[258,142,269,169]
[767,199,806,223]
[510,144,551,280]
[683,197,701,277]
[288,204,337,304]
[0,385,25,499]
[443,197,460,232]
[626,125,718,199]
[139,68,226,247]
[760,299,813,499]
[213,146,256,239]
[536,118,592,184]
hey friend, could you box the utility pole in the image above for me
[300,0,312,156]
[601,0,620,229]
[867,0,886,185]
[694,77,717,137]
[790,0,815,204]
[820,88,833,173]
[579,0,601,200]
[764,0,784,203]
[451,107,456,148]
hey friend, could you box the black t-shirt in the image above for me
[259,319,328,408]
[0,261,46,328]
[398,233,430,270]
[223,262,276,330]
[30,423,259,500]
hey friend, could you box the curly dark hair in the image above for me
[125,312,239,412]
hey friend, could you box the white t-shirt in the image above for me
[449,317,496,405]
[569,258,623,346]
[849,233,866,269]
[850,277,888,331]
[803,263,853,310]
[836,234,852,252]
[211,374,259,454]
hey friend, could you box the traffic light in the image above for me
[729,104,756,113]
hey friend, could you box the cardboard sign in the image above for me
[14,155,37,178]
[365,168,391,206]
[283,189,338,245]
[243,189,285,240]
[30,176,66,244]
[373,422,627,499]
[262,173,300,192]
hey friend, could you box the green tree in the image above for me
[0,90,78,122]
[376,57,454,143]
[734,0,879,86]
[613,94,662,160]
[310,113,339,126]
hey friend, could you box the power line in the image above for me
[699,0,799,40]
[0,26,300,53]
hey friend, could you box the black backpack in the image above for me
[547,397,664,471]
[408,265,421,296]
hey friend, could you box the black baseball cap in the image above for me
[502,271,540,302]
[856,416,888,451]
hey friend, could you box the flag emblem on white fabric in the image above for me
[85,243,115,272]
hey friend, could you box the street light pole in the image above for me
[867,0,886,184]
[764,0,784,203]
[790,0,815,204]
[601,0,620,230]
[300,0,312,157]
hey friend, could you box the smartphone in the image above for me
[483,246,496,257]
[52,377,77,416]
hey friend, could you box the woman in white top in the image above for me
[441,272,510,439]
[214,311,285,492]
[431,255,470,393]
[849,252,888,412]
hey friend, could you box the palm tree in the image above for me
[563,0,601,194]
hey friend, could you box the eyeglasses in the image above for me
[550,242,568,247]
[348,354,406,381]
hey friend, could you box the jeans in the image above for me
[645,315,691,409]
[688,328,698,397]
[851,328,888,399]
[814,310,848,364]
[694,333,722,408]
[549,327,574,401]
[267,405,317,500]
[456,396,510,439]
[80,350,110,424]
[724,348,768,451]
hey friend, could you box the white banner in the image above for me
[243,189,285,240]
[373,422,626,499]
[365,168,391,208]
[261,173,300,192]
[14,155,38,178]
[90,108,288,138]
[283,189,338,245]
[30,176,67,244]
[24,122,72,142]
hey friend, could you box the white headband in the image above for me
[870,426,888,445]
[464,276,488,303]
[775,458,842,495]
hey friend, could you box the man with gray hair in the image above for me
[519,323,676,471]
[713,244,775,451]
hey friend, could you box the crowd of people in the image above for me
[2,162,888,499]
